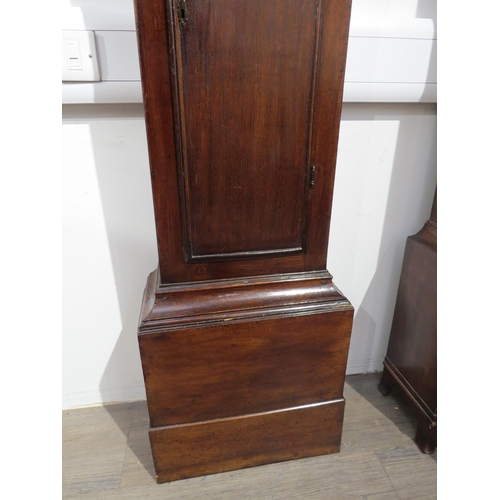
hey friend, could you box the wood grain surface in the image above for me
[177,0,318,260]
[149,400,345,483]
[140,309,353,427]
[134,0,352,284]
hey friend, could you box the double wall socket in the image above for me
[62,30,100,82]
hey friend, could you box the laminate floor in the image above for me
[62,373,436,499]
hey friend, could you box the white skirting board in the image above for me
[62,386,147,411]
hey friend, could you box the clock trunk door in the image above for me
[144,0,350,283]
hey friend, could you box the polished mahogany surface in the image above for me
[149,399,345,483]
[379,191,437,453]
[141,307,353,427]
[178,0,318,260]
[135,0,352,284]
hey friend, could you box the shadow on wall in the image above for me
[62,103,157,409]
[61,103,158,406]
[63,103,159,479]
[83,104,158,406]
[75,103,158,476]
[329,103,437,374]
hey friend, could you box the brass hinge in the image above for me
[309,165,316,187]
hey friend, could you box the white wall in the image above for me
[330,103,436,374]
[62,102,436,409]
[62,104,157,408]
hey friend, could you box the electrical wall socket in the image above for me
[62,30,100,82]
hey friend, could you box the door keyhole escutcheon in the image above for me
[178,0,188,26]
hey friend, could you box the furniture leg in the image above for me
[377,367,393,396]
[415,413,437,454]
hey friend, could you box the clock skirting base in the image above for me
[149,398,345,483]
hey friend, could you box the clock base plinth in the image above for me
[138,269,353,483]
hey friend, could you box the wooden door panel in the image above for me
[174,0,319,261]
[135,0,351,283]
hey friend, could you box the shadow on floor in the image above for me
[346,373,436,461]
[102,400,157,481]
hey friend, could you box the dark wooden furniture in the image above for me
[134,0,354,483]
[378,191,437,453]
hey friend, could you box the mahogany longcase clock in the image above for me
[134,0,354,483]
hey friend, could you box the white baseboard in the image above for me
[62,385,146,410]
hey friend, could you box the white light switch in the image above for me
[62,31,100,82]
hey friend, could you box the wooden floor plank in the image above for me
[376,445,437,500]
[63,451,398,500]
[62,419,130,496]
